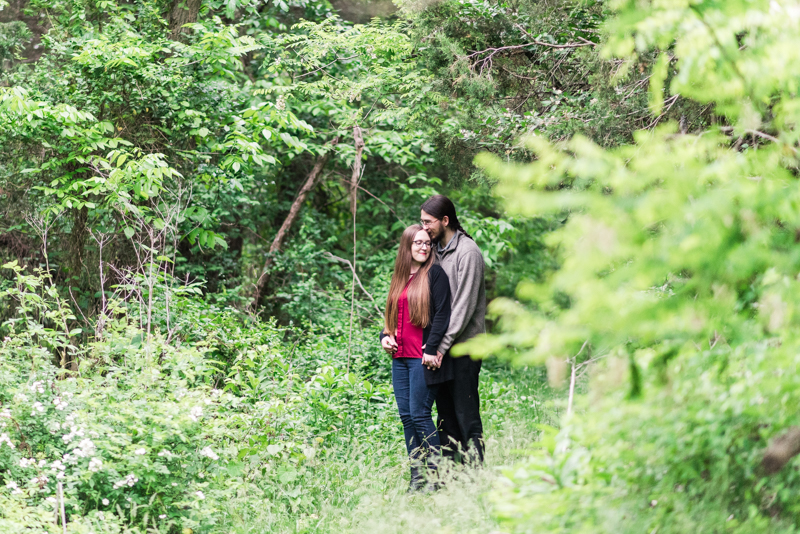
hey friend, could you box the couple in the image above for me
[379,194,486,491]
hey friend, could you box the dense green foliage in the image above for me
[5,0,800,532]
[468,0,800,532]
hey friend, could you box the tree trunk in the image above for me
[252,140,338,310]
[168,0,201,41]
[763,427,800,474]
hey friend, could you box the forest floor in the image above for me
[225,365,560,534]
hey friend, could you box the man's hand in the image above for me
[422,353,438,370]
[436,351,445,368]
[381,335,398,355]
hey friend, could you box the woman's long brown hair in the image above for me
[384,225,435,334]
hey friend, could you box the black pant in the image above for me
[436,356,484,463]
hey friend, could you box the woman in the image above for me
[380,224,451,491]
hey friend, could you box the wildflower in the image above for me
[0,433,14,448]
[102,498,109,506]
[195,491,205,500]
[88,457,103,472]
[29,381,45,394]
[134,447,146,455]
[171,482,178,486]
[158,449,173,458]
[5,480,23,495]
[159,514,167,519]
[50,460,66,471]
[188,406,203,422]
[19,458,35,468]
[53,397,68,410]
[112,474,139,489]
[97,512,105,520]
[46,497,57,504]
[199,446,219,461]
[1,408,11,418]
[73,438,96,458]
[30,402,44,416]
[38,459,47,468]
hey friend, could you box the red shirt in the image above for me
[394,280,424,359]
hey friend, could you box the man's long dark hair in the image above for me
[420,194,473,240]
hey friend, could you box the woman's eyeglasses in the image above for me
[412,240,432,249]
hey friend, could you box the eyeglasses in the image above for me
[412,240,432,249]
[420,218,439,228]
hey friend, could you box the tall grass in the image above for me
[223,364,560,533]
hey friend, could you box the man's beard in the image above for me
[429,229,443,244]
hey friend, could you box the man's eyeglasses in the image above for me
[420,218,438,228]
[412,240,432,249]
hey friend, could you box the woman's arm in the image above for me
[423,267,451,356]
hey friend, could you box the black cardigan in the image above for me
[380,264,454,385]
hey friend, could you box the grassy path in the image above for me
[233,365,558,534]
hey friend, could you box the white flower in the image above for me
[134,447,146,455]
[31,401,45,416]
[102,498,109,506]
[195,491,205,500]
[38,459,47,468]
[56,472,65,479]
[157,449,173,458]
[46,497,57,504]
[30,475,48,485]
[0,433,14,448]
[50,460,66,471]
[29,381,45,394]
[171,482,178,486]
[72,438,95,459]
[0,408,11,419]
[5,480,23,495]
[199,446,219,461]
[53,397,68,410]
[97,512,105,520]
[188,406,203,422]
[113,473,139,489]
[19,458,35,468]
[159,514,167,519]
[88,457,103,472]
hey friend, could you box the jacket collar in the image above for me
[437,229,461,255]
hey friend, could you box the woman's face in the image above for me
[410,229,432,264]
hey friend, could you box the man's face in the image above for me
[421,210,445,242]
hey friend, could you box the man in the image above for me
[420,194,486,463]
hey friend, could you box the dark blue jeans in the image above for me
[392,357,440,461]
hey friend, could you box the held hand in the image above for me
[435,351,444,368]
[381,335,398,355]
[422,353,438,370]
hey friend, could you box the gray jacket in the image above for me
[436,230,486,353]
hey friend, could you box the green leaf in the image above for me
[124,227,135,239]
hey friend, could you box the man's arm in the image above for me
[438,249,484,354]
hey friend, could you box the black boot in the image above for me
[407,464,425,493]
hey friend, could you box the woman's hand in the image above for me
[422,353,439,370]
[381,334,398,355]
